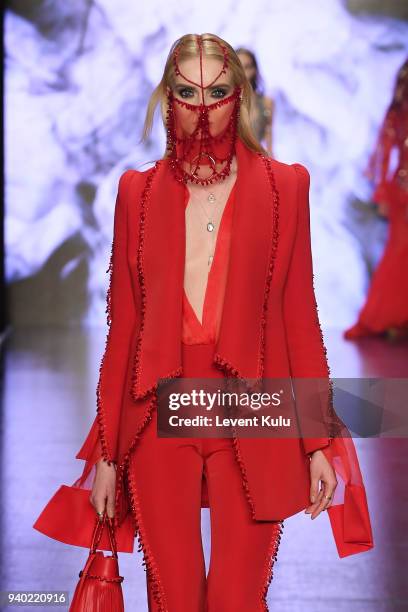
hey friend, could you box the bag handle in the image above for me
[90,511,119,558]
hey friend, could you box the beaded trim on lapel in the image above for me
[213,153,280,386]
[130,161,184,402]
[213,153,281,520]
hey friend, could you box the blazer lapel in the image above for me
[213,138,277,383]
[131,160,186,399]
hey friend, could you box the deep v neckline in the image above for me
[183,180,237,330]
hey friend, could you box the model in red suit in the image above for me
[345,58,408,340]
[34,33,374,611]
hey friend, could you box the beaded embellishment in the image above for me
[260,520,284,611]
[213,154,280,519]
[96,213,122,466]
[126,425,168,611]
[129,161,184,402]
[165,34,242,186]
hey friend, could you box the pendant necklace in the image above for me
[195,179,231,266]
[194,187,226,266]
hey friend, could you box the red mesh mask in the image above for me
[165,35,242,185]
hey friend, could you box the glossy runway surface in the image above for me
[1,327,407,611]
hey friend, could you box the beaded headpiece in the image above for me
[165,34,242,185]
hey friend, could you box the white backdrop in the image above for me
[6,0,408,326]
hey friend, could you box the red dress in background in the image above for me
[344,76,408,339]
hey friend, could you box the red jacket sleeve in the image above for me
[76,169,139,466]
[282,163,332,457]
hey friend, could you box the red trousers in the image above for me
[126,343,284,611]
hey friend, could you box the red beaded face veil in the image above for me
[165,35,242,185]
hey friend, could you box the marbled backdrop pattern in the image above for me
[5,0,408,326]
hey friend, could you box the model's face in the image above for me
[237,52,256,85]
[170,55,237,138]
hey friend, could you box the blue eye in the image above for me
[178,87,195,98]
[211,88,227,98]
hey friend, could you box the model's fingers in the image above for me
[305,482,324,513]
[90,462,116,518]
[322,479,337,510]
[311,480,336,519]
[310,489,327,519]
[309,474,320,504]
[90,493,106,516]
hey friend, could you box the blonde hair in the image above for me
[141,33,267,156]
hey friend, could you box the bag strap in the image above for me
[105,516,119,558]
[90,512,119,558]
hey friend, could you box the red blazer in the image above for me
[33,138,374,558]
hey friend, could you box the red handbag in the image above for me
[69,511,124,611]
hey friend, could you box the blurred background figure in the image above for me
[236,47,274,156]
[344,57,408,341]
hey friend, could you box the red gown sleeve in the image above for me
[33,169,139,552]
[283,163,374,558]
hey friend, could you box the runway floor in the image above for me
[1,326,407,611]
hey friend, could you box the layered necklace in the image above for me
[186,179,233,266]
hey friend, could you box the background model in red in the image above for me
[345,58,408,340]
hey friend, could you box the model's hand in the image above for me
[304,449,337,520]
[90,459,116,519]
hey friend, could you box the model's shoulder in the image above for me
[291,162,310,184]
[117,163,160,193]
[261,156,305,179]
[118,166,149,184]
[266,157,309,176]
[268,158,311,189]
